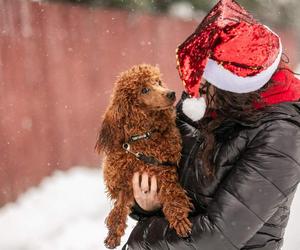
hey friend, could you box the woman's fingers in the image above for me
[141,173,149,193]
[150,175,158,196]
[132,172,162,211]
[132,172,161,211]
[132,172,141,197]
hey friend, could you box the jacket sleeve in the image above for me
[129,202,163,221]
[123,120,300,250]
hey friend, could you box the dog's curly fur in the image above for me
[95,64,193,249]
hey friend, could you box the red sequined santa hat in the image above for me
[176,0,282,97]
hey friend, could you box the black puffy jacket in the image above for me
[124,94,300,250]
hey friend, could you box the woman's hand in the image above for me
[132,172,162,212]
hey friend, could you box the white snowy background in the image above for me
[0,166,299,250]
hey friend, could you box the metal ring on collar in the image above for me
[122,143,130,151]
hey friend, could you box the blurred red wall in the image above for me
[0,0,298,205]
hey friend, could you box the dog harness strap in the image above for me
[136,153,177,167]
[128,128,160,143]
[129,132,151,143]
[160,161,178,167]
[122,144,177,167]
[136,153,160,165]
[123,128,177,167]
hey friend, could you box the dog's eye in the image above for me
[141,87,150,94]
[157,80,162,86]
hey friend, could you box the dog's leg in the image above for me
[104,191,134,249]
[159,182,193,237]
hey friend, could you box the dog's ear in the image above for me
[95,104,126,154]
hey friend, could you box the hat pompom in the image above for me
[182,97,207,121]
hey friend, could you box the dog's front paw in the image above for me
[104,234,121,249]
[172,217,192,238]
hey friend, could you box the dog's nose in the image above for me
[167,91,176,101]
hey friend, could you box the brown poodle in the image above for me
[95,64,193,249]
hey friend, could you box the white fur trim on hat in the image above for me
[203,39,283,93]
[182,97,207,121]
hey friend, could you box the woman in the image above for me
[123,0,300,249]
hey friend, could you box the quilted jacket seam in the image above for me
[222,187,266,224]
[246,163,288,199]
[212,221,240,250]
[264,144,300,168]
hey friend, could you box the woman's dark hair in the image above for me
[196,59,296,186]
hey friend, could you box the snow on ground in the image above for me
[0,167,136,250]
[0,166,299,250]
